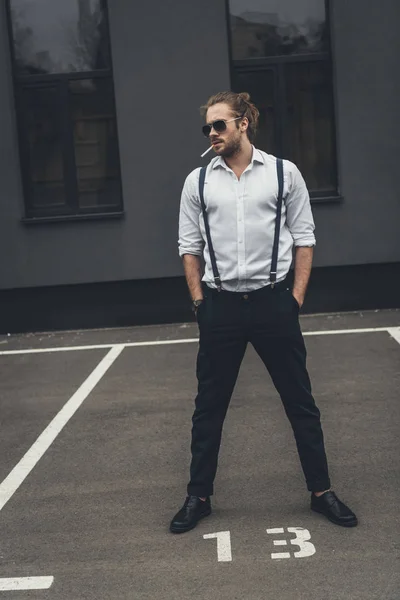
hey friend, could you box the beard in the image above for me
[217,135,242,158]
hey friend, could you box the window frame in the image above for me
[225,0,341,204]
[5,0,125,222]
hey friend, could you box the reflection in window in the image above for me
[229,0,328,59]
[70,79,122,209]
[286,62,336,192]
[21,85,66,208]
[9,0,109,75]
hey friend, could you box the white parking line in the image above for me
[0,345,124,513]
[0,326,396,356]
[0,338,200,356]
[304,327,389,336]
[0,576,53,591]
[387,327,400,345]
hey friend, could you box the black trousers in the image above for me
[187,281,331,497]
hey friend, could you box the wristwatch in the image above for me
[192,299,203,311]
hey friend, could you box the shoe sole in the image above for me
[311,506,358,527]
[169,508,212,534]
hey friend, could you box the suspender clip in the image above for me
[215,276,222,292]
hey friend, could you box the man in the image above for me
[170,91,357,534]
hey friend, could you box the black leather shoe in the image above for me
[311,490,358,527]
[170,496,211,534]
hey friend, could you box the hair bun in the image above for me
[238,92,251,103]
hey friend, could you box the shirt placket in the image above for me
[236,175,247,287]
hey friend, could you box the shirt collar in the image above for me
[211,146,264,171]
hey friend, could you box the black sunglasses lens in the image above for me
[213,120,227,133]
[202,120,227,137]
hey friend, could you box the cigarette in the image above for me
[201,146,213,158]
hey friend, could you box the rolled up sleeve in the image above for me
[178,168,204,257]
[284,162,316,247]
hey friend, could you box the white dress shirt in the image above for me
[178,147,315,292]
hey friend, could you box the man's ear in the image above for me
[241,117,249,132]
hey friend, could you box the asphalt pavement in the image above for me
[0,309,399,600]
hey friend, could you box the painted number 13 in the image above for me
[203,527,316,562]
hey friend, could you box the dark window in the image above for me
[7,0,123,220]
[228,0,337,199]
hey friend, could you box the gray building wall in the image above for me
[317,0,400,266]
[0,0,399,291]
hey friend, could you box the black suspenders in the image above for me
[198,158,284,291]
[270,157,284,288]
[198,166,222,291]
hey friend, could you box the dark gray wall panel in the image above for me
[312,0,400,268]
[106,0,231,279]
[0,3,26,287]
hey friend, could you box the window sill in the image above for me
[310,195,343,205]
[21,211,125,225]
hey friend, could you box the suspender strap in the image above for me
[270,158,284,288]
[199,166,222,291]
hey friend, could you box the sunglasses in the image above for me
[202,116,243,138]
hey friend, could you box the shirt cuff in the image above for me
[178,246,203,257]
[293,236,316,247]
